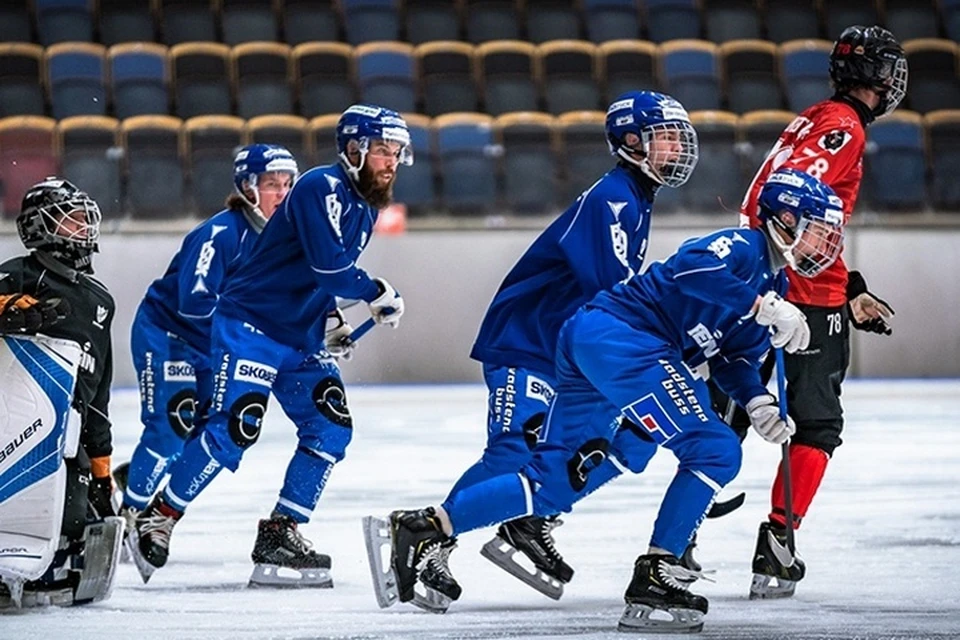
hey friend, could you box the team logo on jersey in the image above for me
[610,223,629,268]
[234,359,277,386]
[325,174,340,191]
[163,360,196,382]
[524,374,554,406]
[818,130,851,155]
[92,304,109,329]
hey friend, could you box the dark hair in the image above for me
[225,192,248,210]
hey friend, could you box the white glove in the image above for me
[324,308,356,360]
[746,394,796,445]
[754,291,810,353]
[369,277,404,328]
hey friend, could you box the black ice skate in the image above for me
[480,515,574,600]
[749,521,805,599]
[618,553,708,633]
[248,514,333,589]
[362,507,461,613]
[128,496,182,584]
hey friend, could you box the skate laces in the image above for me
[139,508,178,549]
[540,517,564,560]
[657,557,709,590]
[419,538,457,581]
[278,518,316,556]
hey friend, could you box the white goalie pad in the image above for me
[0,335,81,604]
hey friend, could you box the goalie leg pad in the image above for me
[479,535,563,600]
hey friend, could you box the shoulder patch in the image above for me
[210,224,228,238]
[818,130,852,155]
[0,272,8,282]
[325,174,341,191]
[607,201,628,220]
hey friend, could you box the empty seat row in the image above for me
[3,38,957,123]
[2,109,959,220]
[2,0,955,47]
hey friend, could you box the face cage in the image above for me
[36,198,101,249]
[341,136,414,181]
[640,121,699,188]
[876,57,908,117]
[789,218,844,278]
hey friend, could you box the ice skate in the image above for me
[480,515,573,600]
[618,553,708,633]
[362,507,461,613]
[248,514,333,589]
[128,496,182,584]
[749,521,805,599]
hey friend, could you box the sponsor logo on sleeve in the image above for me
[525,374,555,406]
[163,360,196,382]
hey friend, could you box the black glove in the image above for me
[88,476,116,520]
[846,271,894,336]
[0,293,71,335]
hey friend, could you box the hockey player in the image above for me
[0,178,120,608]
[364,169,843,631]
[119,144,297,531]
[732,25,905,599]
[129,104,410,588]
[451,91,700,599]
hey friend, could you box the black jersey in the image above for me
[0,252,114,458]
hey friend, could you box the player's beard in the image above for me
[358,164,397,210]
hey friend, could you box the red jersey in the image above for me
[741,99,866,307]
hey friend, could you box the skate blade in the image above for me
[74,516,125,605]
[480,535,563,600]
[126,527,159,584]
[618,603,704,634]
[749,573,797,599]
[362,515,400,609]
[248,563,333,589]
[410,582,452,614]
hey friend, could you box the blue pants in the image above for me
[444,308,742,557]
[161,312,352,523]
[125,306,212,510]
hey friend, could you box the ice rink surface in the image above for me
[2,381,959,640]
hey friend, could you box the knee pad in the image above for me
[312,376,352,428]
[227,391,267,449]
[522,412,545,450]
[565,437,610,493]
[166,389,197,439]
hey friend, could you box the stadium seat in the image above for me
[185,115,245,215]
[122,115,185,218]
[284,0,340,45]
[0,43,46,117]
[721,39,783,113]
[582,0,641,43]
[764,0,820,44]
[885,0,941,40]
[780,39,832,113]
[555,110,610,203]
[599,40,659,102]
[703,0,762,44]
[539,40,602,115]
[355,41,416,114]
[309,114,340,165]
[925,110,960,211]
[35,0,94,46]
[171,42,232,119]
[660,40,722,111]
[434,112,497,213]
[58,116,123,218]
[342,0,401,45]
[903,39,960,115]
[862,111,926,211]
[109,43,169,119]
[0,5,33,43]
[246,114,308,166]
[392,113,435,213]
[45,42,107,119]
[233,42,294,119]
[465,0,521,44]
[478,41,539,115]
[0,116,59,218]
[822,0,880,41]
[527,2,583,43]
[684,110,741,212]
[644,0,702,43]
[294,42,355,119]
[158,0,219,46]
[944,0,960,42]
[417,41,479,116]
[495,112,558,213]
[738,109,795,186]
[99,0,156,46]
[404,1,462,45]
[222,0,281,45]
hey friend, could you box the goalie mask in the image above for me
[335,104,414,184]
[605,91,699,188]
[829,25,907,118]
[233,144,299,225]
[758,169,845,278]
[17,177,101,272]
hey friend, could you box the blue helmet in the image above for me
[605,91,699,187]
[233,143,298,222]
[758,168,845,277]
[335,104,414,181]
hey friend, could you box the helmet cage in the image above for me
[20,195,101,252]
[632,120,699,188]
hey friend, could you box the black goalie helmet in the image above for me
[829,25,907,118]
[17,177,102,271]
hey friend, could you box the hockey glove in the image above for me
[324,308,356,361]
[746,394,795,445]
[846,270,894,336]
[369,277,404,328]
[754,291,810,353]
[0,293,70,335]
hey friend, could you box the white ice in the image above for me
[3,381,959,640]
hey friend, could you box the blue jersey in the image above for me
[216,163,381,351]
[141,208,260,353]
[589,227,788,407]
[471,165,657,374]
